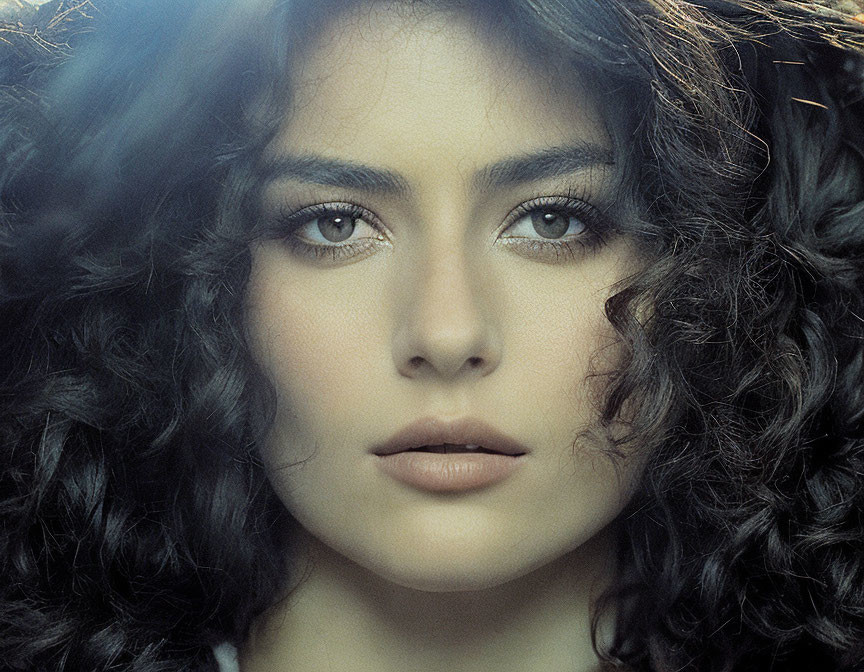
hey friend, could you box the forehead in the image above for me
[264,2,616,179]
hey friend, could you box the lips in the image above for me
[371,417,529,457]
[408,444,499,454]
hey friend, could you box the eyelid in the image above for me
[499,193,610,237]
[276,200,387,235]
[272,201,390,263]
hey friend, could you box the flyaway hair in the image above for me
[1,1,863,670]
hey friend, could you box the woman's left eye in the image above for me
[498,197,607,263]
[504,208,587,241]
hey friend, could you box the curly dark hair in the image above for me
[1,0,863,670]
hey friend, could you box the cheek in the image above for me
[245,253,383,442]
[504,269,627,415]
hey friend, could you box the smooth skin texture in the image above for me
[243,4,646,671]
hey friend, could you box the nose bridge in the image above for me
[418,236,477,330]
[392,210,499,380]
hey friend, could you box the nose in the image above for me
[392,242,501,380]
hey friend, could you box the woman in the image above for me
[1,0,862,670]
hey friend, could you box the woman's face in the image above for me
[247,3,646,592]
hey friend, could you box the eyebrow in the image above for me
[260,154,410,194]
[260,141,614,195]
[475,142,615,190]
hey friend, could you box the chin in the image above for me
[376,563,530,593]
[362,542,559,594]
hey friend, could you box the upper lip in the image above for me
[372,417,529,456]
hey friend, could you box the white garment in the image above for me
[212,642,240,672]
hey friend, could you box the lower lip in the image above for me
[375,452,524,492]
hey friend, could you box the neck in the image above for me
[239,526,618,672]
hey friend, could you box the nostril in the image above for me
[468,357,483,368]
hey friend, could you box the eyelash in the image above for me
[272,194,611,264]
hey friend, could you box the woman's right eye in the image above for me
[276,202,388,262]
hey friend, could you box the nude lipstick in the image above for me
[371,417,528,493]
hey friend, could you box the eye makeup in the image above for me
[265,189,617,266]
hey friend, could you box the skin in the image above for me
[242,4,647,671]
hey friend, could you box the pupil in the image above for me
[531,210,569,239]
[319,215,356,242]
